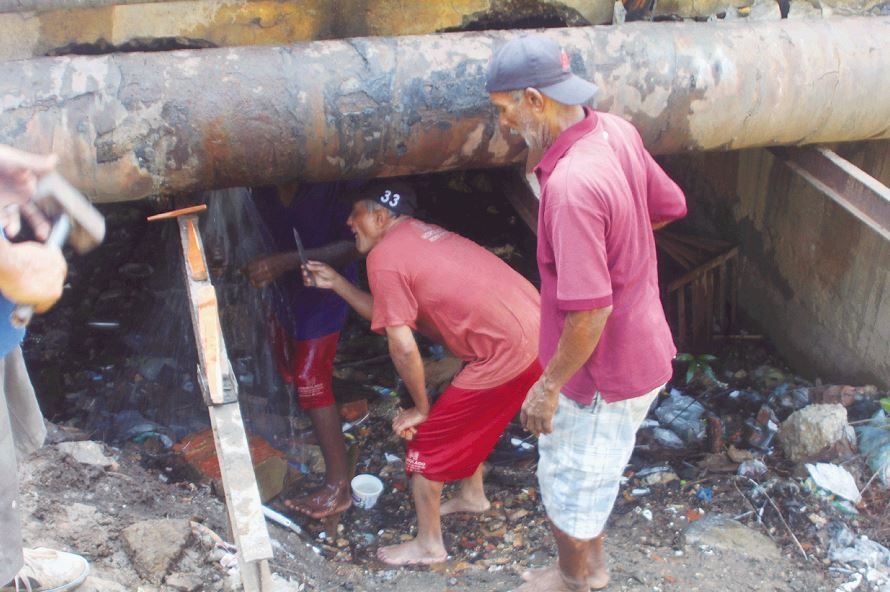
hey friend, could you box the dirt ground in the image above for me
[16,394,872,592]
[14,175,889,591]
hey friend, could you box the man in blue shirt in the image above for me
[247,181,359,519]
[0,144,89,591]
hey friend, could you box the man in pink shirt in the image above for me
[305,178,542,566]
[487,35,687,591]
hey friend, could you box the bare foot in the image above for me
[519,565,603,591]
[377,538,447,566]
[283,482,351,519]
[587,556,609,589]
[440,494,491,516]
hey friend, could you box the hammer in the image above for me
[10,172,106,327]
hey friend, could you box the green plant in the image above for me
[881,397,890,414]
[676,353,719,384]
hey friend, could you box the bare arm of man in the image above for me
[303,260,373,320]
[522,306,612,436]
[386,324,430,438]
[246,240,358,289]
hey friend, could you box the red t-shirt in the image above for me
[535,109,687,404]
[368,219,540,390]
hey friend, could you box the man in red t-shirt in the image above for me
[488,35,687,591]
[305,178,541,566]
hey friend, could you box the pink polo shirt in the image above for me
[368,219,540,390]
[535,108,687,404]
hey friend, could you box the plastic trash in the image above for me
[368,385,394,397]
[769,384,811,416]
[695,487,713,503]
[655,389,706,444]
[835,573,863,592]
[806,463,861,503]
[653,427,686,449]
[856,410,890,487]
[738,459,768,479]
[828,522,890,589]
[746,405,780,451]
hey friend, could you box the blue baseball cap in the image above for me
[355,178,417,216]
[486,34,598,105]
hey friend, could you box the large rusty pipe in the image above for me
[1,17,888,202]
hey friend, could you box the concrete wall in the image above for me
[662,141,890,388]
[4,0,885,62]
[0,0,608,62]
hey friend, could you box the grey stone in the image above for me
[778,404,856,462]
[122,519,192,582]
[78,577,129,592]
[56,441,117,469]
[682,513,782,561]
[165,572,204,591]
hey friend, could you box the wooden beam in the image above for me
[175,214,274,591]
[771,146,890,240]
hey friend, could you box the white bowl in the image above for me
[350,474,384,509]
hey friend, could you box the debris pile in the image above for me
[17,179,890,591]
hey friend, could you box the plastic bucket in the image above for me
[351,474,384,509]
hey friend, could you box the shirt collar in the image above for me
[533,107,599,185]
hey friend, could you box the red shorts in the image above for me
[405,358,542,482]
[271,322,338,410]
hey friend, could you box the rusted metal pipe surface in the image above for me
[1,17,888,202]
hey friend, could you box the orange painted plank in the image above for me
[186,219,209,281]
[196,285,223,405]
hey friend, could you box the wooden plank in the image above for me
[704,269,715,348]
[771,146,890,238]
[658,230,732,253]
[146,204,208,222]
[497,168,540,235]
[730,257,739,330]
[666,247,739,294]
[186,218,209,281]
[656,235,698,270]
[716,261,727,332]
[208,402,274,563]
[677,288,687,349]
[196,285,224,405]
[174,215,274,585]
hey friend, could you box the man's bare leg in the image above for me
[586,535,609,589]
[285,404,351,519]
[441,464,491,515]
[516,524,591,592]
[377,474,448,565]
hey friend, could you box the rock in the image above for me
[727,445,755,463]
[56,441,117,469]
[642,470,679,486]
[778,404,856,462]
[301,444,326,474]
[122,519,192,582]
[165,572,204,591]
[79,577,129,592]
[682,514,781,561]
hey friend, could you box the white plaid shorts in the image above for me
[537,385,661,539]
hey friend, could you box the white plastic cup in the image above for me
[351,474,384,509]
